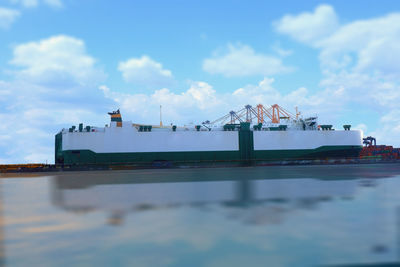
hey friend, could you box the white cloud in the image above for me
[271,42,293,57]
[353,123,367,134]
[370,110,400,146]
[320,71,400,110]
[100,81,222,124]
[100,77,346,128]
[315,13,400,144]
[0,35,110,163]
[203,43,293,77]
[0,80,109,163]
[274,4,339,45]
[43,0,62,8]
[277,7,400,75]
[9,0,62,8]
[9,0,37,8]
[276,5,400,146]
[118,56,173,88]
[0,7,20,29]
[319,13,400,74]
[10,35,105,86]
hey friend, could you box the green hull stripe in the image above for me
[55,133,63,164]
[239,130,254,160]
[254,146,362,161]
[61,150,240,165]
[58,146,363,165]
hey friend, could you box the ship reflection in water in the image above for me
[2,164,400,266]
[52,169,361,226]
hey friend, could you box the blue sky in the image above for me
[1,0,400,163]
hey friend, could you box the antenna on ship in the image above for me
[160,105,163,126]
[296,106,301,120]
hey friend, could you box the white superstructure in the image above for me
[60,122,362,153]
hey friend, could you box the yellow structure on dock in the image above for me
[0,164,48,173]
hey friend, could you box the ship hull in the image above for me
[56,127,363,166]
[59,146,362,166]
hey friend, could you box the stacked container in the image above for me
[360,145,400,160]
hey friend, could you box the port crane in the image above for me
[207,104,298,126]
[363,136,377,147]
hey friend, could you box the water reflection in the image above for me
[51,169,362,227]
[3,164,400,266]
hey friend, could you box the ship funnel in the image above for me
[108,109,122,127]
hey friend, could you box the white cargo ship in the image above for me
[55,104,363,166]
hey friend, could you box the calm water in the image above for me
[1,164,400,267]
